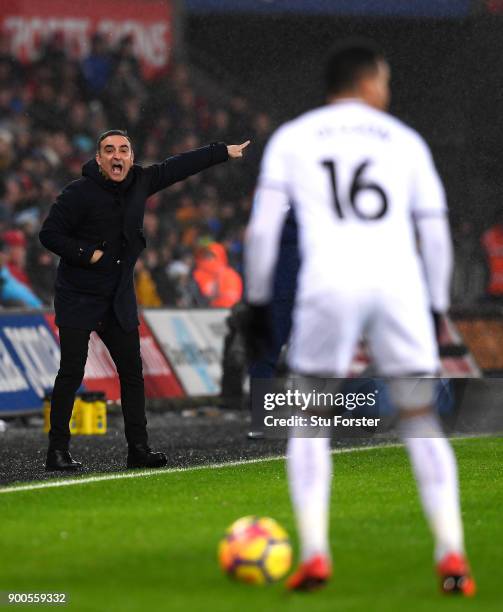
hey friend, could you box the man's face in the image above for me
[96,135,134,182]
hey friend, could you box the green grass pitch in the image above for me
[0,437,501,612]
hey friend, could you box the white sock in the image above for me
[287,436,332,561]
[400,415,465,562]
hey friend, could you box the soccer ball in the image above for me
[218,515,292,585]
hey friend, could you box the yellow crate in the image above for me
[43,395,80,434]
[79,392,107,435]
[43,392,106,435]
[94,398,107,435]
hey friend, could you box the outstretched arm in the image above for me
[145,140,250,195]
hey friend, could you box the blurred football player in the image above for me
[244,40,475,595]
[246,208,299,438]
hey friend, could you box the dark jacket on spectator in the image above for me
[39,143,229,331]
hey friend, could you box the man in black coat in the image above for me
[40,130,249,471]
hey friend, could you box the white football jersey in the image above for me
[246,100,448,305]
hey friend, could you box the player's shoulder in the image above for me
[371,107,429,150]
[263,108,330,156]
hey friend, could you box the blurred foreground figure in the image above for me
[244,41,475,595]
[40,129,249,471]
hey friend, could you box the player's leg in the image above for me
[389,381,475,596]
[286,431,332,590]
[285,291,364,590]
[370,291,475,595]
[388,380,465,559]
[46,326,91,470]
[97,314,167,468]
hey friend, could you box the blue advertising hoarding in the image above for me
[0,312,60,414]
[185,0,472,18]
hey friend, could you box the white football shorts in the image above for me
[287,281,439,377]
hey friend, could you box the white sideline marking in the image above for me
[0,443,405,495]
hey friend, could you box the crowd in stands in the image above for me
[0,33,500,310]
[0,33,274,310]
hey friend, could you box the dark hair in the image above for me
[325,40,385,96]
[96,130,132,152]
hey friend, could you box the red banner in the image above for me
[138,314,184,399]
[0,0,173,79]
[44,313,184,401]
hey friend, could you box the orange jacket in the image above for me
[193,243,243,308]
[482,225,503,295]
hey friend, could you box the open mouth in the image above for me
[111,163,123,176]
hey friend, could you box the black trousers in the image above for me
[49,314,147,450]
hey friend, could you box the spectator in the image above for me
[134,259,162,307]
[0,238,42,308]
[25,244,57,306]
[68,101,94,142]
[38,33,67,73]
[142,211,164,251]
[2,229,31,286]
[81,34,113,97]
[107,59,146,104]
[111,36,140,76]
[165,255,207,307]
[14,207,41,241]
[210,108,231,142]
[28,83,60,132]
[193,242,242,307]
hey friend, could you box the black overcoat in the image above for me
[39,143,229,331]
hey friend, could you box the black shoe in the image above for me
[127,444,167,469]
[45,449,83,471]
